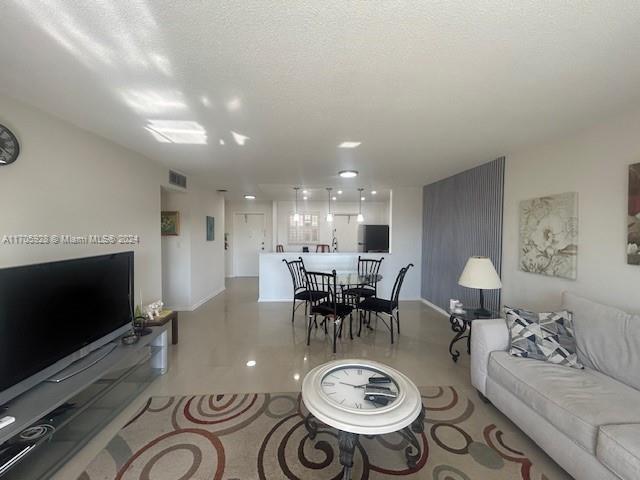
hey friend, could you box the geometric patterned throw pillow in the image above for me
[505,307,583,369]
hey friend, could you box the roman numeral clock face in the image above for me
[321,366,400,410]
[0,125,20,166]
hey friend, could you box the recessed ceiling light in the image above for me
[371,190,377,195]
[337,190,343,195]
[231,131,250,146]
[361,196,366,201]
[339,170,358,178]
[244,195,256,200]
[303,196,308,200]
[293,373,300,381]
[201,95,211,107]
[302,190,308,194]
[246,360,256,367]
[332,196,337,201]
[338,141,361,148]
[145,120,207,144]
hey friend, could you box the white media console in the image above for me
[0,324,169,479]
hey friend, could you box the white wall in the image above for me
[162,186,225,310]
[0,94,165,305]
[224,199,273,277]
[274,200,390,252]
[502,107,640,313]
[389,187,423,300]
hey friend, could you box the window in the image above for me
[288,212,320,244]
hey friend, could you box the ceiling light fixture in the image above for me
[338,141,361,149]
[339,170,358,178]
[371,190,377,195]
[201,95,211,107]
[246,360,257,367]
[293,187,300,223]
[219,139,225,146]
[244,194,256,200]
[337,190,343,195]
[326,188,333,222]
[332,196,337,201]
[361,196,366,201]
[302,190,308,194]
[357,188,364,223]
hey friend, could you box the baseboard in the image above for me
[166,286,226,312]
[420,297,449,317]
[258,297,290,303]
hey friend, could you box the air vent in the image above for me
[169,170,187,189]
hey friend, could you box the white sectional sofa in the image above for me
[471,292,640,480]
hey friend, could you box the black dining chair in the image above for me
[305,270,354,353]
[282,257,328,323]
[343,256,384,303]
[358,263,413,344]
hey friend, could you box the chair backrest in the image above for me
[276,245,284,252]
[282,257,307,293]
[390,263,414,308]
[304,270,338,313]
[316,244,330,253]
[357,256,384,289]
[302,246,309,252]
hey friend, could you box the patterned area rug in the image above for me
[80,387,569,479]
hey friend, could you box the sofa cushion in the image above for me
[597,424,640,480]
[505,307,582,368]
[488,351,640,453]
[562,292,640,390]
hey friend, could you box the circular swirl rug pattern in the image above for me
[79,386,570,479]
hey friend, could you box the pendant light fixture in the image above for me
[293,187,300,223]
[357,188,364,223]
[326,187,333,222]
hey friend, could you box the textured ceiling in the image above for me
[2,1,640,200]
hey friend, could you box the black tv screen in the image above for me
[0,252,133,403]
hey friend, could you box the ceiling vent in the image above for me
[168,170,187,189]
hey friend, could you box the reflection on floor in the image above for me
[54,277,566,479]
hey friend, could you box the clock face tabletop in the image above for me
[302,359,423,435]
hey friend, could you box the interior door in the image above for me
[233,213,265,276]
[332,215,358,252]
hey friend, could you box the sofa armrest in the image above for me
[471,318,509,396]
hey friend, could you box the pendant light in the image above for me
[357,188,364,223]
[326,187,333,222]
[293,187,300,223]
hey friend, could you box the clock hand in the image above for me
[339,382,367,389]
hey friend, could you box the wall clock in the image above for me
[0,124,20,166]
[302,359,425,478]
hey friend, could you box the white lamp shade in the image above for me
[458,256,502,290]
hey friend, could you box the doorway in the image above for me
[233,213,265,276]
[332,215,358,252]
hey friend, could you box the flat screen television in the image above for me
[0,252,134,405]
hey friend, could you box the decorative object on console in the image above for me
[206,216,215,241]
[0,124,20,166]
[505,307,583,369]
[628,162,640,265]
[519,192,578,279]
[161,211,180,236]
[458,256,502,317]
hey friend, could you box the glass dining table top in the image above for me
[320,271,383,286]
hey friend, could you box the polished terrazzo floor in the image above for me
[54,277,567,479]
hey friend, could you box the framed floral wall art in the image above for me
[519,192,578,279]
[629,162,640,265]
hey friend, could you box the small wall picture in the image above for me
[519,192,578,279]
[629,162,640,265]
[206,216,215,241]
[161,211,180,236]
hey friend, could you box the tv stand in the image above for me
[0,325,169,479]
[46,343,118,383]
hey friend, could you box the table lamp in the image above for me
[458,256,502,317]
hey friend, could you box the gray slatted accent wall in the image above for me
[421,157,505,312]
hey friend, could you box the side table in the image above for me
[449,309,498,362]
[145,310,179,345]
